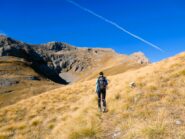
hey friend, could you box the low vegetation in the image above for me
[0,56,61,108]
[0,52,185,138]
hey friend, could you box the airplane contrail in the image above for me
[65,0,164,52]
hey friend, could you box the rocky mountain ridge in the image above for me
[0,35,150,83]
[0,35,67,84]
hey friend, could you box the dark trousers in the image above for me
[97,89,106,108]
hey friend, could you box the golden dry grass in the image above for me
[78,54,146,81]
[0,52,185,138]
[0,56,61,108]
[84,60,146,81]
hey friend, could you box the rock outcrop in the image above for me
[35,42,117,73]
[0,79,19,88]
[0,35,67,84]
[130,52,150,64]
[42,42,77,52]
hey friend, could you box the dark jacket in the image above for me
[96,75,108,93]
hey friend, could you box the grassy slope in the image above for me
[83,60,146,81]
[57,49,126,82]
[0,56,61,108]
[0,52,185,139]
[78,54,146,81]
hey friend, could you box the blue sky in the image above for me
[0,0,185,62]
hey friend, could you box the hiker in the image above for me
[96,72,108,112]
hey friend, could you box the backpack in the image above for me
[98,76,107,90]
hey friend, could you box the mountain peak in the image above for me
[0,35,11,42]
[0,35,18,46]
[0,34,7,39]
[43,41,76,51]
[130,51,150,64]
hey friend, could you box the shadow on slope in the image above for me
[0,56,63,108]
[0,35,67,84]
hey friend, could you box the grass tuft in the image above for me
[179,70,185,76]
[30,117,42,126]
[69,127,98,139]
[48,123,55,130]
[142,122,167,139]
[115,93,121,100]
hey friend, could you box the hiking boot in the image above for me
[102,107,106,112]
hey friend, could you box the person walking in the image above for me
[96,72,108,112]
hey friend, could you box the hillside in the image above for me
[0,35,150,109]
[0,52,185,139]
[81,54,148,81]
[0,56,62,108]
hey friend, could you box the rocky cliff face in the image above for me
[0,35,150,83]
[0,35,67,84]
[34,42,117,73]
[42,42,77,51]
[0,36,117,83]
